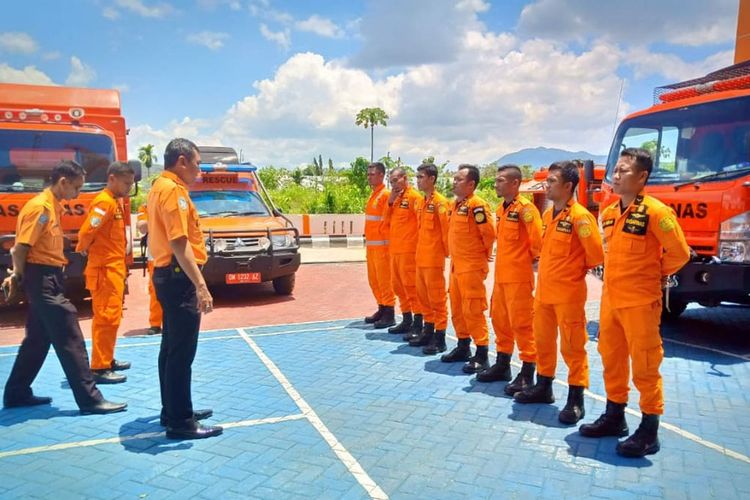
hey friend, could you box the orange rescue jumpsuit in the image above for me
[448,193,496,346]
[599,193,690,415]
[365,184,395,307]
[383,186,423,315]
[137,204,163,329]
[535,199,603,387]
[76,189,127,371]
[491,196,542,361]
[415,190,449,330]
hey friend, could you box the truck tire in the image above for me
[272,274,295,296]
[661,297,687,321]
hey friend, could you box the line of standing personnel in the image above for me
[365,150,690,458]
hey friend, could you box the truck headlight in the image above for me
[206,237,228,253]
[271,233,295,248]
[719,211,750,263]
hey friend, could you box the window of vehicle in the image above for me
[0,130,115,192]
[190,190,270,217]
[605,96,750,185]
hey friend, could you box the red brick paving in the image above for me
[0,262,604,346]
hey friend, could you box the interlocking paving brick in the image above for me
[0,311,748,498]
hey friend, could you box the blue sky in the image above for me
[0,0,739,166]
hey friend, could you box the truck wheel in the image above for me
[661,299,687,321]
[272,274,295,295]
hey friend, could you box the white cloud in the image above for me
[260,24,291,50]
[352,0,488,68]
[627,48,734,82]
[102,6,120,19]
[295,15,344,39]
[249,0,294,25]
[65,56,96,87]
[113,83,130,92]
[114,0,176,18]
[187,31,229,50]
[42,51,61,60]
[0,32,38,54]
[518,0,736,47]
[0,64,55,85]
[197,0,241,10]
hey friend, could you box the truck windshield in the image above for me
[605,96,750,185]
[191,190,270,217]
[0,129,115,192]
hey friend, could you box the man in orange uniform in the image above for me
[76,162,135,384]
[580,148,689,458]
[2,160,126,414]
[136,203,163,335]
[363,161,396,329]
[383,167,424,337]
[477,165,542,394]
[148,138,221,439]
[515,162,603,426]
[407,163,449,353]
[441,165,496,373]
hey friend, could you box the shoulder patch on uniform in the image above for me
[90,216,102,228]
[473,206,487,224]
[38,213,49,225]
[659,216,676,232]
[178,197,188,210]
[578,225,592,238]
[93,206,107,216]
[522,209,534,223]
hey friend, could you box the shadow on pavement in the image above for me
[461,376,512,398]
[564,432,653,468]
[118,416,192,454]
[507,401,572,429]
[423,358,473,377]
[0,405,80,426]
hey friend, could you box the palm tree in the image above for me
[355,107,389,162]
[138,144,157,177]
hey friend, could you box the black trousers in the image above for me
[152,262,201,429]
[3,264,103,408]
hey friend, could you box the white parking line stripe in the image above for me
[238,328,388,500]
[446,332,750,466]
[0,413,306,459]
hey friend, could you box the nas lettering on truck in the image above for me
[668,202,707,219]
[0,203,85,217]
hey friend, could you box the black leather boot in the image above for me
[403,314,424,341]
[578,400,629,438]
[423,329,447,355]
[388,311,413,334]
[462,345,489,374]
[513,375,555,404]
[441,337,471,362]
[373,306,396,329]
[476,352,511,382]
[504,361,535,396]
[408,322,434,346]
[616,414,660,458]
[558,385,586,424]
[364,305,383,324]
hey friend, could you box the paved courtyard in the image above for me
[0,263,749,499]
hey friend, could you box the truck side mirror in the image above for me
[583,160,595,184]
[129,160,143,182]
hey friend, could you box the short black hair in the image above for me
[107,161,135,177]
[368,162,386,175]
[417,163,438,181]
[389,167,407,178]
[458,164,480,187]
[620,147,653,177]
[497,164,523,183]
[50,160,85,185]
[548,161,579,193]
[164,138,198,169]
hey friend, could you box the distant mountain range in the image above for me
[494,147,608,168]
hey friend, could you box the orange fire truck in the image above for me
[0,83,141,301]
[595,4,750,318]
